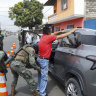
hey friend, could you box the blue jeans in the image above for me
[37,57,49,96]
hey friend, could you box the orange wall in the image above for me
[49,0,74,23]
[57,0,61,14]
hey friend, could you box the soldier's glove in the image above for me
[37,67,40,71]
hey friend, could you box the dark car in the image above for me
[49,28,96,96]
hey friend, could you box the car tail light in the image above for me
[86,55,96,70]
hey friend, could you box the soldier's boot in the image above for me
[11,86,16,96]
[32,91,40,96]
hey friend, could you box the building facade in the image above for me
[44,0,96,30]
[84,0,96,29]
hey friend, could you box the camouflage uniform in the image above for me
[0,51,7,73]
[10,45,39,94]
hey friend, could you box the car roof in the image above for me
[66,28,96,36]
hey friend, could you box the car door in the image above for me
[52,33,79,81]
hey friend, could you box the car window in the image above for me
[60,33,81,48]
[68,34,75,44]
[52,40,58,44]
[52,40,59,49]
[60,37,72,47]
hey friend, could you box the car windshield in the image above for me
[60,33,81,48]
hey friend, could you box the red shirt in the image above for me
[39,34,57,58]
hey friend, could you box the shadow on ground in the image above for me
[47,72,65,95]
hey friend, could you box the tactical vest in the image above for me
[15,45,33,65]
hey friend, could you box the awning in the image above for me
[44,0,57,6]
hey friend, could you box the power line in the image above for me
[0,7,9,8]
[0,7,53,18]
[0,7,11,8]
[0,11,8,12]
[2,25,15,26]
[43,6,53,15]
[0,15,8,17]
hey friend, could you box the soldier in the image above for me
[0,30,4,50]
[18,30,23,47]
[9,44,40,96]
[0,30,8,74]
[0,51,8,75]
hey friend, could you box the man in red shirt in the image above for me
[37,27,77,96]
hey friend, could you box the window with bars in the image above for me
[61,0,68,11]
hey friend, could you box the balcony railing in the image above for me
[48,13,57,20]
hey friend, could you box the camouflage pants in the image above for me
[10,60,36,92]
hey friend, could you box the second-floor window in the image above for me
[61,0,68,10]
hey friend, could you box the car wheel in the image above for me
[65,78,83,96]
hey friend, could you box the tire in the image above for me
[65,78,83,96]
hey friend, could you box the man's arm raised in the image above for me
[56,28,77,40]
[51,30,66,35]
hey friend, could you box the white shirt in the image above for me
[26,33,33,44]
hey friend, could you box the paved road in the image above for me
[3,35,19,52]
[3,35,65,96]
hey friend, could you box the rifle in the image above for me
[5,47,23,65]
